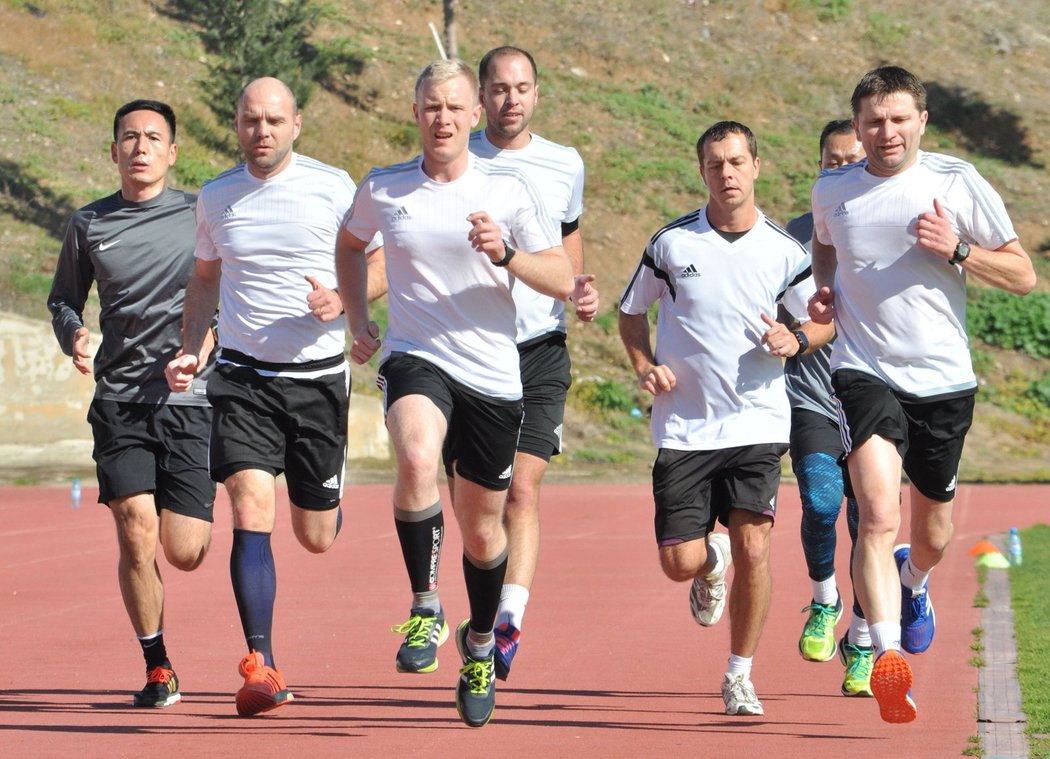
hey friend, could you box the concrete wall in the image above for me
[0,311,388,478]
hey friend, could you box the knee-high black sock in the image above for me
[393,502,443,605]
[463,548,509,634]
[230,529,277,668]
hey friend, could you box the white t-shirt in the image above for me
[812,151,1016,398]
[469,130,585,344]
[343,153,561,399]
[195,153,356,365]
[620,208,812,450]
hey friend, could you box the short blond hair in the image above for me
[414,59,478,104]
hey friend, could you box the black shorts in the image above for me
[651,443,785,546]
[517,333,571,461]
[88,399,215,521]
[832,369,975,502]
[379,352,523,492]
[207,360,349,510]
[789,407,846,464]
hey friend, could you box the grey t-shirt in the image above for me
[783,211,836,422]
[48,186,210,405]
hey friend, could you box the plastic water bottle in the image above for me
[70,478,81,509]
[1007,528,1023,566]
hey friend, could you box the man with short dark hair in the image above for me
[467,45,598,679]
[809,65,1036,723]
[167,77,357,717]
[620,120,833,716]
[48,98,214,709]
[783,119,871,697]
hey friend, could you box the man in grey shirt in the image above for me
[47,99,215,709]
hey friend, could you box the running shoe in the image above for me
[132,663,181,708]
[235,651,293,717]
[798,596,843,662]
[870,649,916,723]
[454,620,496,728]
[690,532,732,627]
[837,635,874,697]
[391,607,449,673]
[493,622,521,681]
[721,673,764,716]
[895,544,936,654]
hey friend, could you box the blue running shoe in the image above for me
[454,620,496,728]
[493,623,520,681]
[894,544,936,654]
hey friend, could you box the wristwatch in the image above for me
[792,329,809,355]
[493,241,516,267]
[950,240,971,265]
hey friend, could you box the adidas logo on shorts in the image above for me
[498,465,513,480]
[322,475,340,489]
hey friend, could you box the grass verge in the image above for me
[1012,524,1050,758]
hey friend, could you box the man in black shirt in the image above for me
[47,99,215,709]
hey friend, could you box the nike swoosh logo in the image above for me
[98,239,121,251]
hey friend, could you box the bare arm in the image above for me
[618,310,676,395]
[335,225,381,364]
[165,258,220,392]
[564,227,600,321]
[467,211,573,301]
[916,198,1037,296]
[365,245,388,303]
[808,237,838,324]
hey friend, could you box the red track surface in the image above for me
[1,482,1045,757]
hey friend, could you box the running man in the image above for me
[808,65,1036,723]
[336,59,573,727]
[48,99,214,708]
[783,119,872,696]
[166,77,357,717]
[469,45,598,678]
[619,121,834,717]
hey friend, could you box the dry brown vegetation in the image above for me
[2,0,1048,480]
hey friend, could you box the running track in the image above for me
[1,482,1045,758]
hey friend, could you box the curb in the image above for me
[978,533,1028,758]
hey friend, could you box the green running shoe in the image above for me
[798,596,843,662]
[837,635,874,697]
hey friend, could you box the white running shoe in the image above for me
[689,532,732,627]
[721,673,764,716]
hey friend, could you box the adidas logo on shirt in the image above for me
[832,202,849,218]
[680,264,702,278]
[322,474,340,489]
[221,205,235,220]
[391,206,411,223]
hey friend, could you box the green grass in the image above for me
[1011,524,1050,758]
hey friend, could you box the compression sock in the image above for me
[230,529,277,668]
[796,452,845,583]
[394,502,444,611]
[463,548,509,657]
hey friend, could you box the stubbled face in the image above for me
[853,91,927,177]
[480,53,538,148]
[235,79,302,179]
[111,109,176,196]
[820,131,866,171]
[413,74,481,166]
[699,132,760,216]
